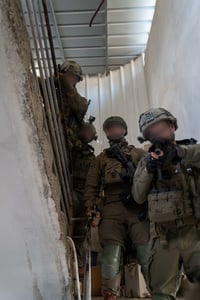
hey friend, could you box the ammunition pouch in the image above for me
[148,190,192,223]
[157,216,199,230]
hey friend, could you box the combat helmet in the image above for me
[79,116,97,143]
[103,116,128,136]
[139,107,177,140]
[60,60,83,82]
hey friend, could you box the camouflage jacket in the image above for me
[84,140,145,209]
[132,144,200,223]
[133,144,200,203]
[60,76,88,135]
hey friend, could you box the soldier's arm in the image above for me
[67,88,88,117]
[84,153,103,209]
[132,155,154,204]
[180,144,200,168]
[60,76,88,118]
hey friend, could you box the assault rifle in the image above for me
[106,144,136,207]
[106,143,136,183]
[106,144,148,218]
[149,138,197,180]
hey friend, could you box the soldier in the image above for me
[72,119,97,266]
[59,60,89,148]
[132,107,200,300]
[84,116,149,300]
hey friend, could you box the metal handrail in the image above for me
[66,236,82,300]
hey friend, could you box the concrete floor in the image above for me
[93,298,150,300]
[92,293,185,299]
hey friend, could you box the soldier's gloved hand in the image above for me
[146,154,164,174]
[91,211,101,227]
[86,207,101,227]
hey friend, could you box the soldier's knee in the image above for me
[187,269,200,283]
[101,244,121,280]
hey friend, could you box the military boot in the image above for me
[101,271,121,299]
[102,290,117,300]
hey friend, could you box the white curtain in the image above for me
[77,56,149,154]
[144,0,200,142]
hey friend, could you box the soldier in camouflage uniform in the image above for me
[72,120,97,266]
[84,116,149,300]
[59,60,88,148]
[132,107,200,300]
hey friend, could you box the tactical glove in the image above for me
[146,154,164,174]
[149,140,182,166]
[86,207,101,227]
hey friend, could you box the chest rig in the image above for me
[148,161,200,225]
[103,142,137,187]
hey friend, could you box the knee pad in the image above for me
[187,269,200,283]
[101,244,121,280]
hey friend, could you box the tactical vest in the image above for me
[102,145,140,197]
[103,145,135,184]
[148,162,200,224]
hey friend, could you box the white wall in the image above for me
[78,57,149,154]
[0,2,70,299]
[145,0,200,141]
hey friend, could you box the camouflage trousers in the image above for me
[148,223,200,300]
[98,200,149,295]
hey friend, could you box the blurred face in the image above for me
[104,125,126,141]
[146,120,175,140]
[63,71,79,86]
[80,127,94,143]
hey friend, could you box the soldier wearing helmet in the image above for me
[60,60,83,83]
[84,116,149,300]
[72,118,97,266]
[139,107,178,141]
[59,60,88,148]
[132,107,200,300]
